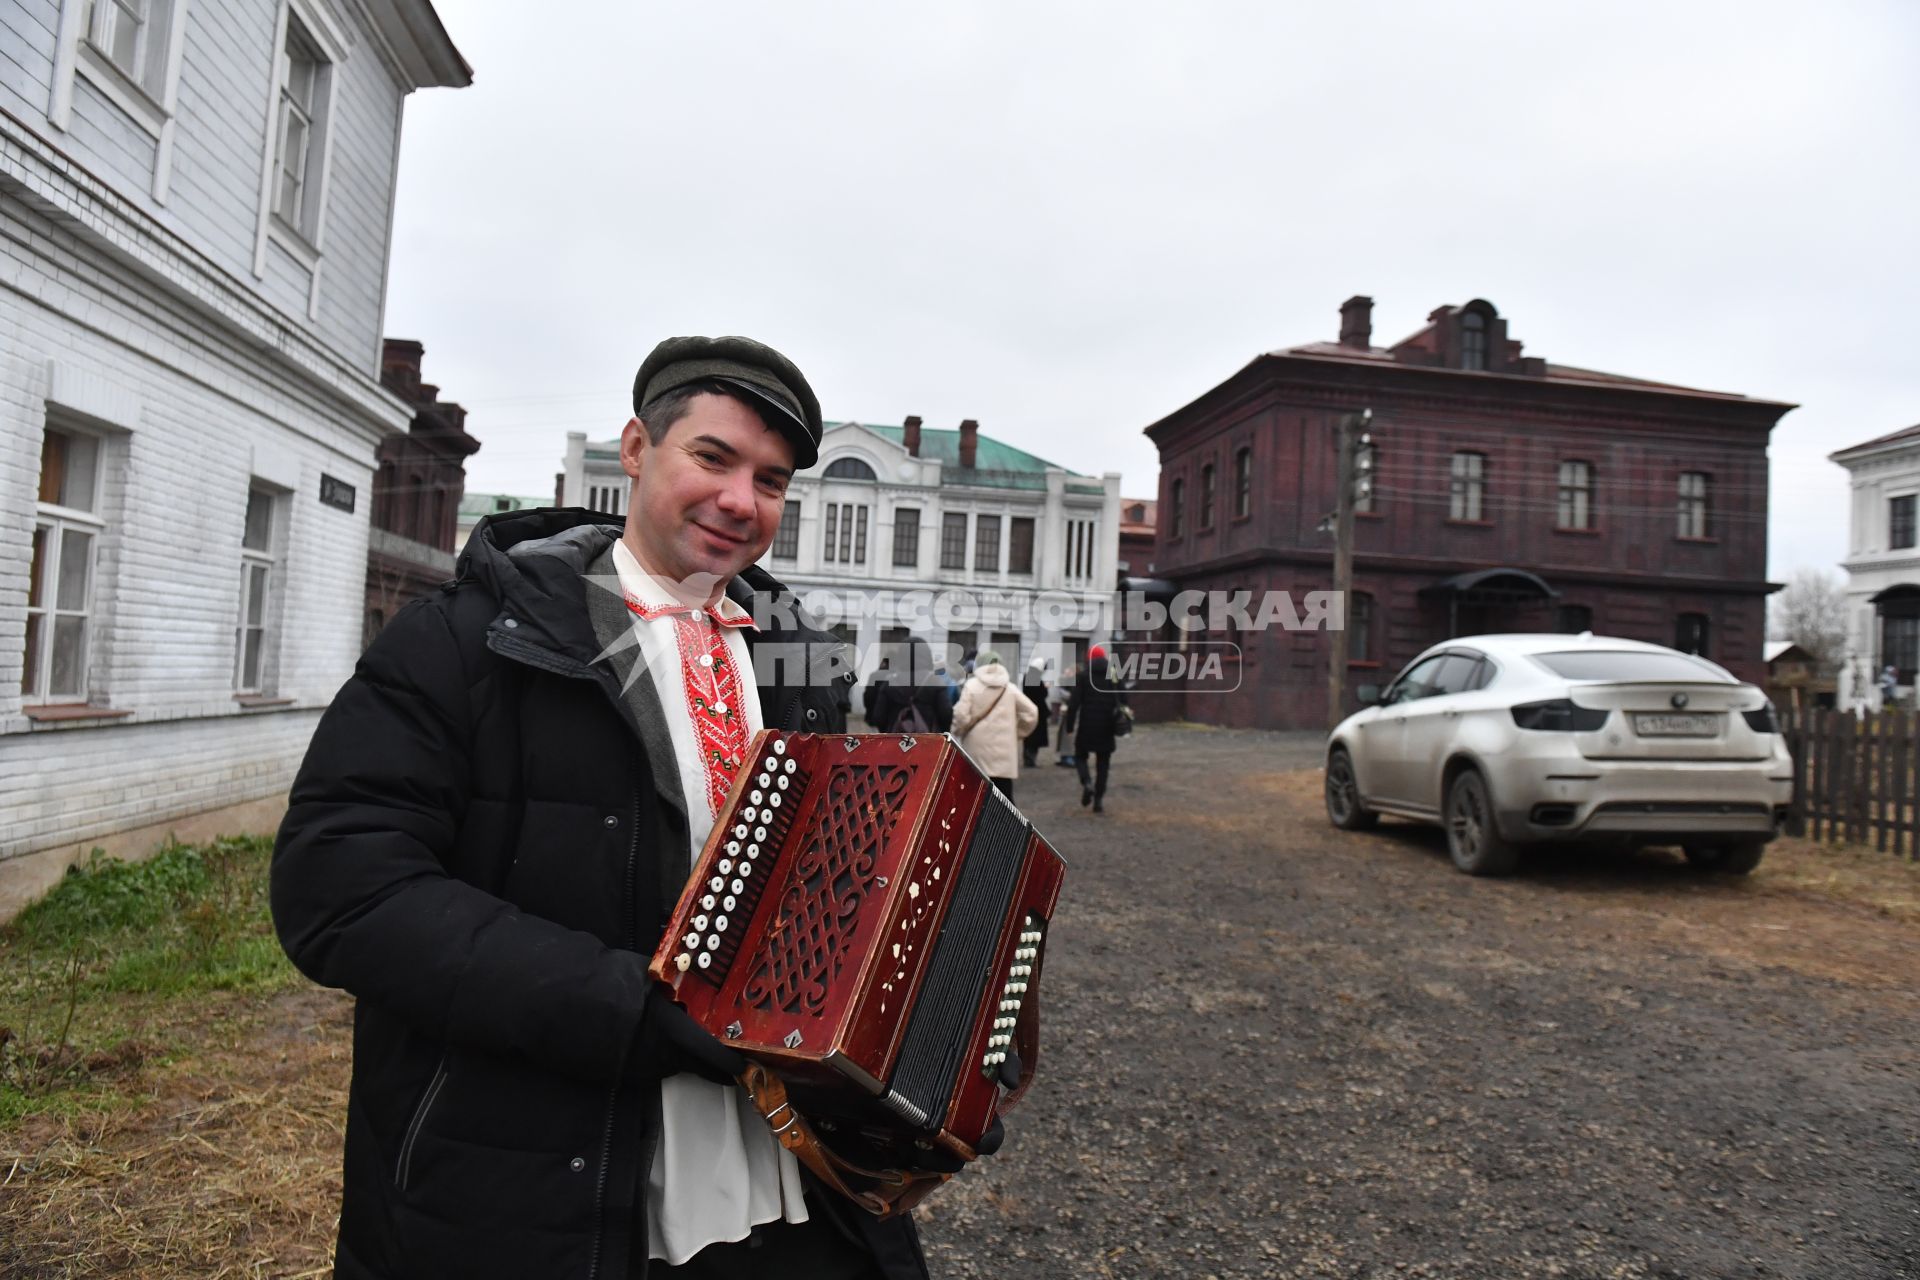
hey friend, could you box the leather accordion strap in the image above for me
[739,1062,952,1218]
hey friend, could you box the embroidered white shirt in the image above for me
[609,540,809,1264]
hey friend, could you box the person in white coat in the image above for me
[952,651,1040,800]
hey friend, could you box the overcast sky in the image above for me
[382,1,1916,581]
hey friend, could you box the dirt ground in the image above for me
[5,724,1920,1278]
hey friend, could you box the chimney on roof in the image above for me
[958,419,979,469]
[381,338,426,399]
[903,415,922,457]
[1339,296,1373,349]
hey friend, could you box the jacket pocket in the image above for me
[395,1056,449,1192]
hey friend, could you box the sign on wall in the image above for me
[320,474,357,513]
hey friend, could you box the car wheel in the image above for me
[1325,748,1378,831]
[1444,769,1520,876]
[1682,841,1765,875]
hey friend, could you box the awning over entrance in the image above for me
[1416,567,1559,605]
[1869,583,1920,607]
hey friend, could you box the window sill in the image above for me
[1674,536,1719,545]
[1355,510,1384,521]
[75,43,169,138]
[267,216,322,271]
[234,694,295,710]
[1445,518,1494,528]
[1553,526,1603,536]
[24,703,133,724]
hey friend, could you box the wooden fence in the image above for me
[1782,709,1920,857]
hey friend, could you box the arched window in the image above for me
[1461,310,1487,371]
[823,457,877,481]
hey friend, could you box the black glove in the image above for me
[633,988,748,1085]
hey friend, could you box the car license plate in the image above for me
[1631,712,1718,737]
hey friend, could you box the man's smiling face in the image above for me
[619,391,795,597]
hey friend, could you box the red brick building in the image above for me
[365,339,480,645]
[1143,296,1795,730]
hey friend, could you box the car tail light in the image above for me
[1510,699,1610,732]
[1742,704,1779,734]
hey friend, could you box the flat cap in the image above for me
[633,335,823,469]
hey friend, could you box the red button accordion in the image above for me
[647,730,1065,1214]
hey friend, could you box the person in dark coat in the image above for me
[862,637,953,734]
[271,339,932,1280]
[1020,659,1052,768]
[1061,646,1127,813]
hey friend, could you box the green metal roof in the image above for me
[460,492,548,519]
[836,423,1089,492]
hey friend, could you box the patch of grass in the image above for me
[0,836,299,1126]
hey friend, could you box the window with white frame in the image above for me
[1677,471,1711,539]
[1449,451,1486,522]
[235,488,277,693]
[1557,460,1594,530]
[586,482,626,516]
[823,503,868,565]
[75,0,179,107]
[25,425,106,705]
[272,15,331,241]
[772,500,800,559]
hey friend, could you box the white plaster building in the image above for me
[1831,422,1920,710]
[0,0,468,912]
[560,417,1124,690]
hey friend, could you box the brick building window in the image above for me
[235,488,277,693]
[1461,311,1487,371]
[1676,612,1710,657]
[1199,464,1216,529]
[1169,478,1185,538]
[1009,517,1035,574]
[1892,495,1916,551]
[1556,603,1593,634]
[940,512,968,571]
[1677,472,1711,538]
[1234,447,1252,518]
[1557,461,1594,530]
[891,506,919,567]
[26,424,106,704]
[1348,591,1374,663]
[1449,452,1486,522]
[772,500,800,559]
[974,514,1002,572]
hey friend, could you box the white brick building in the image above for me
[0,0,467,913]
[1831,422,1920,710]
[561,417,1123,692]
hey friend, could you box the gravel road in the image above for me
[916,724,1920,1280]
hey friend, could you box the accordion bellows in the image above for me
[649,730,1065,1196]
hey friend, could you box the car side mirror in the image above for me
[1356,684,1382,706]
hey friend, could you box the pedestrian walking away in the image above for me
[1062,646,1128,813]
[863,636,954,736]
[951,651,1040,800]
[1020,658,1052,768]
[270,336,933,1280]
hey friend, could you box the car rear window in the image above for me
[1531,651,1730,682]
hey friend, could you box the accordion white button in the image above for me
[739,808,758,826]
[756,773,771,789]
[675,953,691,972]
[723,894,737,911]
[705,934,721,950]
[753,826,767,842]
[697,952,712,969]
[730,878,745,895]
[775,774,790,790]
[692,914,708,930]
[749,790,764,805]
[709,876,725,893]
[768,793,782,809]
[772,738,787,755]
[733,824,749,840]
[745,844,760,860]
[726,841,741,857]
[717,859,733,875]
[714,915,729,932]
[783,759,797,774]
[683,932,699,949]
[701,894,716,910]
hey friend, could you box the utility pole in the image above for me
[1327,409,1372,729]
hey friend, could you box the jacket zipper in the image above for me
[395,1056,449,1192]
[586,788,644,1280]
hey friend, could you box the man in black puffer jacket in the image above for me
[272,338,929,1279]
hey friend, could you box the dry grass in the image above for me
[0,989,351,1279]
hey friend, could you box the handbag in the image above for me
[1113,703,1134,738]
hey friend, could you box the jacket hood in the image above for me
[970,663,1012,689]
[459,507,832,664]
